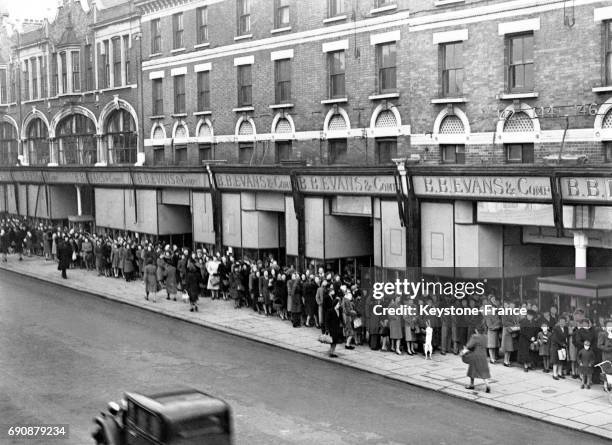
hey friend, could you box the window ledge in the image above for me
[99,84,137,93]
[149,115,165,119]
[498,92,538,100]
[194,42,210,49]
[233,106,254,112]
[321,98,348,104]
[171,47,186,53]
[149,52,163,58]
[270,103,294,109]
[271,26,292,34]
[234,34,253,41]
[369,92,400,100]
[171,113,187,118]
[194,110,212,116]
[323,15,347,24]
[592,86,612,93]
[434,0,465,6]
[431,97,468,104]
[22,98,46,104]
[370,4,398,14]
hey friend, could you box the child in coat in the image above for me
[577,340,596,389]
[538,323,551,373]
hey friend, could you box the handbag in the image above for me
[318,333,333,344]
[71,251,77,261]
[209,275,220,287]
[529,341,539,352]
[353,317,363,329]
[557,347,567,361]
[460,347,472,364]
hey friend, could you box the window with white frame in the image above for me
[605,21,612,86]
[275,0,290,28]
[328,0,344,18]
[376,42,396,93]
[173,13,184,49]
[506,33,534,93]
[328,50,345,98]
[197,7,209,44]
[237,0,251,36]
[440,41,463,97]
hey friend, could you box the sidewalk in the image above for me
[2,257,612,440]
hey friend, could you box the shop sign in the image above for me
[561,177,612,203]
[413,176,552,200]
[12,170,44,183]
[297,175,396,195]
[215,173,292,192]
[87,171,131,186]
[44,170,88,184]
[133,172,208,188]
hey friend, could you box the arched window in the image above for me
[57,114,96,165]
[237,120,254,164]
[374,110,398,164]
[106,109,137,164]
[26,118,49,165]
[274,117,293,163]
[0,123,18,166]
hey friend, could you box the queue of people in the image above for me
[2,215,612,394]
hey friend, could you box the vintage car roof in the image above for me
[125,387,229,422]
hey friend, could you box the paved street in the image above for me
[0,270,609,445]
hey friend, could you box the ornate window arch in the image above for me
[151,122,167,142]
[496,102,540,143]
[24,117,49,165]
[235,115,256,137]
[196,118,214,141]
[56,113,97,165]
[0,116,18,166]
[433,106,470,144]
[172,120,189,141]
[323,106,350,136]
[99,96,139,137]
[271,112,295,140]
[49,106,99,139]
[595,97,612,141]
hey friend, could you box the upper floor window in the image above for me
[60,52,68,94]
[237,0,251,36]
[31,58,38,99]
[174,75,185,114]
[84,44,93,91]
[197,7,209,44]
[605,21,612,85]
[275,0,290,28]
[71,51,80,92]
[440,144,465,164]
[505,143,534,163]
[275,59,291,103]
[51,53,58,96]
[376,138,397,164]
[327,0,344,18]
[98,41,110,89]
[123,35,131,84]
[376,42,396,93]
[23,60,29,99]
[151,19,161,54]
[506,33,533,93]
[197,71,210,111]
[152,78,163,115]
[173,13,184,49]
[328,50,345,98]
[0,69,7,103]
[112,37,121,86]
[605,142,612,162]
[441,41,463,97]
[237,64,252,106]
[40,56,47,98]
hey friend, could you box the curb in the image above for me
[2,265,610,441]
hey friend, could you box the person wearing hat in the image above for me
[577,339,596,389]
[518,309,539,372]
[164,252,178,301]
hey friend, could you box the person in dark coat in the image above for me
[578,340,596,389]
[325,297,344,358]
[0,229,8,262]
[164,255,178,301]
[598,320,612,363]
[518,310,540,372]
[550,316,569,380]
[464,326,491,392]
[57,238,73,279]
[144,258,158,302]
[185,261,202,312]
[303,276,319,327]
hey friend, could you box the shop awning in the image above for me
[537,270,612,298]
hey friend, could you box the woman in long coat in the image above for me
[185,262,202,312]
[206,257,220,300]
[342,292,357,349]
[517,310,539,372]
[57,238,73,279]
[123,245,136,281]
[229,267,241,309]
[464,326,491,392]
[144,258,158,302]
[325,297,344,358]
[483,299,502,363]
[388,296,403,354]
[164,258,178,301]
[259,270,272,315]
[274,274,287,320]
[550,317,569,380]
[500,302,520,366]
[156,254,166,285]
[289,274,303,327]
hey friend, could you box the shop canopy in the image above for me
[538,270,612,299]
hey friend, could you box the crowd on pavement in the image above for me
[2,215,612,393]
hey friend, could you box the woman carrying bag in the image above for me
[325,297,344,358]
[550,316,569,380]
[462,326,491,393]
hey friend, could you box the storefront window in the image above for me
[0,122,18,165]
[106,109,137,164]
[26,118,49,165]
[57,114,96,165]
